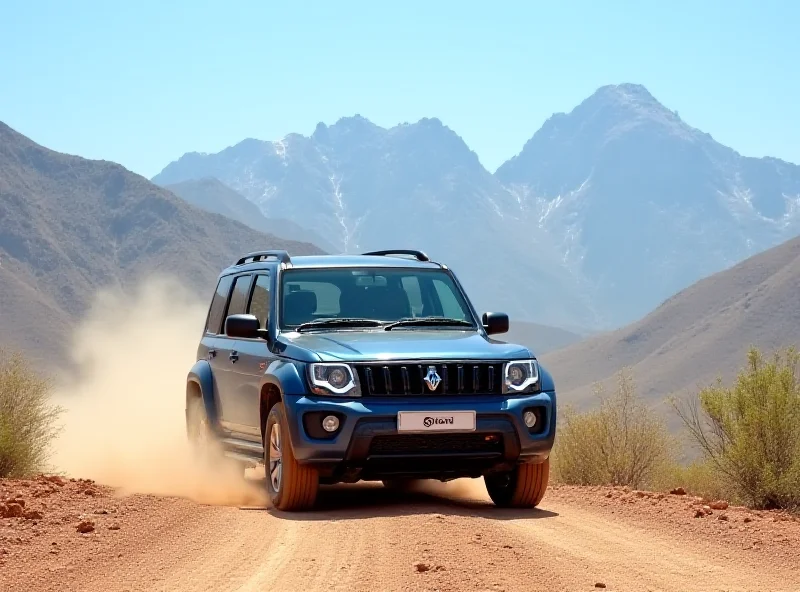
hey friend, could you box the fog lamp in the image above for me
[322,415,340,433]
[523,410,537,428]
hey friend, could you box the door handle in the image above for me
[207,348,217,359]
[229,351,239,363]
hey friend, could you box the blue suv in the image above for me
[186,249,557,511]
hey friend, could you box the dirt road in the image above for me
[3,476,799,592]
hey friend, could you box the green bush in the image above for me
[0,348,63,477]
[671,347,800,510]
[552,368,675,489]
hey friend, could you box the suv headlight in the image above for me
[308,363,361,397]
[503,359,540,394]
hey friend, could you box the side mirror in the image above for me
[225,314,263,339]
[482,312,509,335]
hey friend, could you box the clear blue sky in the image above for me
[1,0,797,178]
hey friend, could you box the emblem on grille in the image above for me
[424,366,441,391]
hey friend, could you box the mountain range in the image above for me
[152,83,800,332]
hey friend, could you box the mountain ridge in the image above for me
[151,83,800,331]
[0,121,323,364]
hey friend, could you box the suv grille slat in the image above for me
[355,362,505,396]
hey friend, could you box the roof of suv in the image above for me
[219,250,445,277]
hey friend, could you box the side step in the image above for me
[221,437,263,467]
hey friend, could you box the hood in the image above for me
[278,329,532,362]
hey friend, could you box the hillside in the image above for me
[162,177,338,253]
[502,320,583,355]
[0,121,322,363]
[540,233,800,406]
[153,84,800,331]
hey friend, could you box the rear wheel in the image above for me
[186,396,244,479]
[484,458,550,508]
[265,403,319,511]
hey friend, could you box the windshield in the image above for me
[279,267,475,330]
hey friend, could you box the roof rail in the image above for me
[235,250,291,266]
[362,249,430,262]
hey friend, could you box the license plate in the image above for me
[397,410,476,433]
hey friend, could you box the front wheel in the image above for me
[484,458,550,508]
[264,403,319,511]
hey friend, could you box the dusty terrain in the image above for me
[2,474,799,592]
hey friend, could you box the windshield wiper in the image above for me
[295,318,386,332]
[383,317,473,331]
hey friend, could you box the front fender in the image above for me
[538,363,556,393]
[187,360,221,432]
[258,359,307,397]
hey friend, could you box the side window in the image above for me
[432,279,467,320]
[225,274,254,318]
[205,275,234,334]
[248,274,271,329]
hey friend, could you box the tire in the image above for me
[186,396,246,481]
[264,402,319,511]
[484,458,550,508]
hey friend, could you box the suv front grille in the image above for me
[368,433,504,456]
[354,362,504,396]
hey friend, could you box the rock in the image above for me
[2,503,24,518]
[414,562,430,573]
[93,509,109,515]
[694,509,706,518]
[670,487,686,495]
[605,492,613,498]
[84,489,97,497]
[23,510,43,520]
[702,505,713,515]
[108,523,120,531]
[743,516,753,523]
[718,513,729,521]
[76,520,95,533]
[710,500,729,510]
[634,490,646,498]
[5,498,25,508]
[43,476,66,487]
[595,583,607,589]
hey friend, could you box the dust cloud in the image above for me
[49,276,266,507]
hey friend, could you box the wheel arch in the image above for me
[186,360,221,432]
[259,375,284,444]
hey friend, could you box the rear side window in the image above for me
[226,275,254,317]
[248,274,271,329]
[205,275,234,334]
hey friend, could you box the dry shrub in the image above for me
[671,346,800,510]
[552,368,674,489]
[652,458,733,501]
[0,348,63,477]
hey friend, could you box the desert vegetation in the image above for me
[0,348,62,478]
[552,346,800,511]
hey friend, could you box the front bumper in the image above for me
[282,391,556,482]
